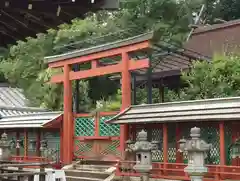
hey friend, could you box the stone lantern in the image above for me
[29,140,37,151]
[179,127,212,181]
[126,130,158,181]
[40,140,48,151]
[16,140,24,149]
[231,138,240,159]
[0,133,11,160]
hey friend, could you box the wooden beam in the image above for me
[51,59,149,83]
[48,41,150,68]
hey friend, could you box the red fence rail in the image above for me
[116,161,240,181]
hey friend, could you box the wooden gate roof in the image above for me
[45,32,209,83]
[106,97,240,124]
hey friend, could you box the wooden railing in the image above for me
[10,156,49,163]
[116,161,240,181]
[0,162,49,181]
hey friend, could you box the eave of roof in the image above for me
[44,32,154,63]
[107,97,240,124]
[0,111,63,129]
[193,19,240,35]
[0,106,48,117]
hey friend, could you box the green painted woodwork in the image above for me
[75,117,95,136]
[74,115,120,157]
[99,116,120,136]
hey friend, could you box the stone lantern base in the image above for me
[185,166,208,181]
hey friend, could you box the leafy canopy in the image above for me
[0,0,195,111]
[166,55,240,101]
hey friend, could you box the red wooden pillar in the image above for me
[163,123,168,173]
[63,64,73,164]
[120,52,131,153]
[93,112,100,153]
[16,131,20,156]
[219,121,225,165]
[36,129,41,157]
[94,112,100,137]
[24,129,28,157]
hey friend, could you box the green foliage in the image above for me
[0,0,199,110]
[92,89,122,113]
[165,55,240,101]
[213,0,240,21]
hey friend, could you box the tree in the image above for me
[214,0,240,21]
[0,0,197,111]
[165,55,240,102]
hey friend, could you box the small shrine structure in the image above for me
[107,97,240,180]
[0,84,62,163]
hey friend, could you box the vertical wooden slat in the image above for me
[219,121,225,165]
[24,129,28,157]
[163,123,168,174]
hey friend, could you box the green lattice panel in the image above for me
[201,126,220,164]
[28,131,37,156]
[225,125,233,165]
[75,117,94,136]
[99,116,120,136]
[168,124,176,163]
[74,140,93,157]
[100,140,121,157]
[7,132,17,155]
[42,132,60,161]
[151,127,163,162]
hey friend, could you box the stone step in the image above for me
[74,165,111,172]
[78,160,117,166]
[66,175,103,181]
[65,170,109,179]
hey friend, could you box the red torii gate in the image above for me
[45,33,153,164]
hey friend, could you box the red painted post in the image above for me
[63,64,73,164]
[95,112,100,137]
[163,123,168,174]
[219,121,225,165]
[24,129,28,157]
[93,112,100,154]
[60,122,63,162]
[120,52,131,154]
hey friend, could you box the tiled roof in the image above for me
[107,97,240,124]
[0,111,62,128]
[0,85,29,107]
[0,106,47,117]
[0,84,62,128]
